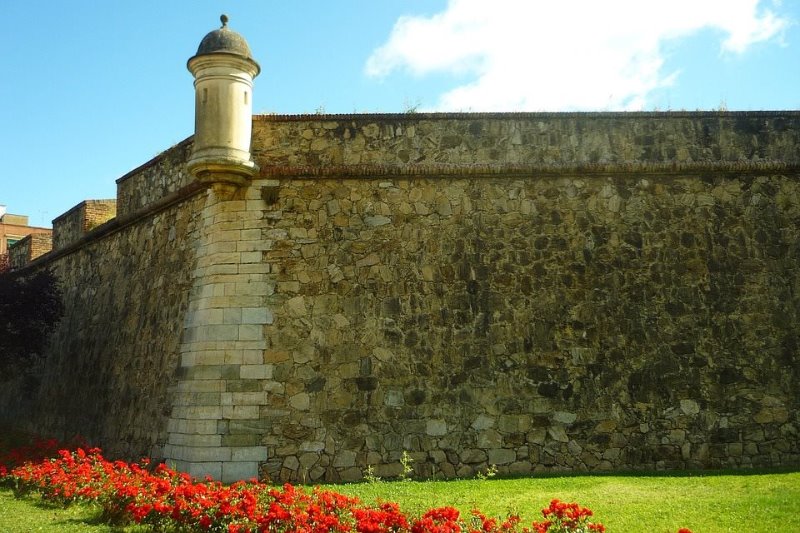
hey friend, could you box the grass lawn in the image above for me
[335,470,800,532]
[0,488,146,532]
[1,469,798,532]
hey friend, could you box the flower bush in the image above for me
[0,438,692,532]
[530,500,605,532]
[0,436,61,478]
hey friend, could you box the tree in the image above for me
[0,267,63,372]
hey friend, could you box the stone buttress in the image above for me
[166,183,274,481]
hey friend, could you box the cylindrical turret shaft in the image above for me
[187,15,261,185]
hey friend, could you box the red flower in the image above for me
[532,499,605,533]
[1,434,616,533]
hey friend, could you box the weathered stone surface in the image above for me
[426,420,448,436]
[115,139,193,216]
[471,414,495,430]
[2,112,799,483]
[0,192,205,461]
[333,450,357,468]
[680,399,700,416]
[488,448,516,465]
[553,412,578,425]
[52,200,117,251]
[460,448,488,464]
[548,427,570,443]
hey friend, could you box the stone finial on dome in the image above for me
[190,14,260,72]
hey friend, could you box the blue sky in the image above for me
[1,0,797,228]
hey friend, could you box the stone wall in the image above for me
[239,112,799,480]
[52,199,117,251]
[245,171,799,481]
[252,111,800,171]
[0,143,205,460]
[8,233,52,269]
[116,139,194,217]
[2,111,798,482]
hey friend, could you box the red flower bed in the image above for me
[0,439,691,533]
[0,436,63,477]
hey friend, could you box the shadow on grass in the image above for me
[48,516,133,533]
[22,493,136,532]
[317,465,800,488]
[512,465,800,479]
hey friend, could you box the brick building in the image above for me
[0,207,52,258]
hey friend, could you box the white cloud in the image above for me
[365,0,789,111]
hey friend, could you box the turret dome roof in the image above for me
[194,15,255,60]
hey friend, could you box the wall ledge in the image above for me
[19,181,207,272]
[260,160,800,179]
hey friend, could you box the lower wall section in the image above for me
[0,196,204,460]
[1,169,798,482]
[247,172,799,481]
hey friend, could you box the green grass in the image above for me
[1,470,798,532]
[0,489,145,532]
[334,471,800,532]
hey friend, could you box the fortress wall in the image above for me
[0,180,205,461]
[252,112,800,170]
[8,233,52,269]
[52,200,117,251]
[116,139,194,217]
[235,113,799,481]
[2,112,798,480]
[244,170,799,481]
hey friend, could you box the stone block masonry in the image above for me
[168,182,275,482]
[1,111,798,482]
[244,112,800,481]
[116,139,194,217]
[242,169,800,481]
[0,178,206,460]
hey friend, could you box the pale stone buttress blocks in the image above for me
[167,183,272,482]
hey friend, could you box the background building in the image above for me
[0,207,52,257]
